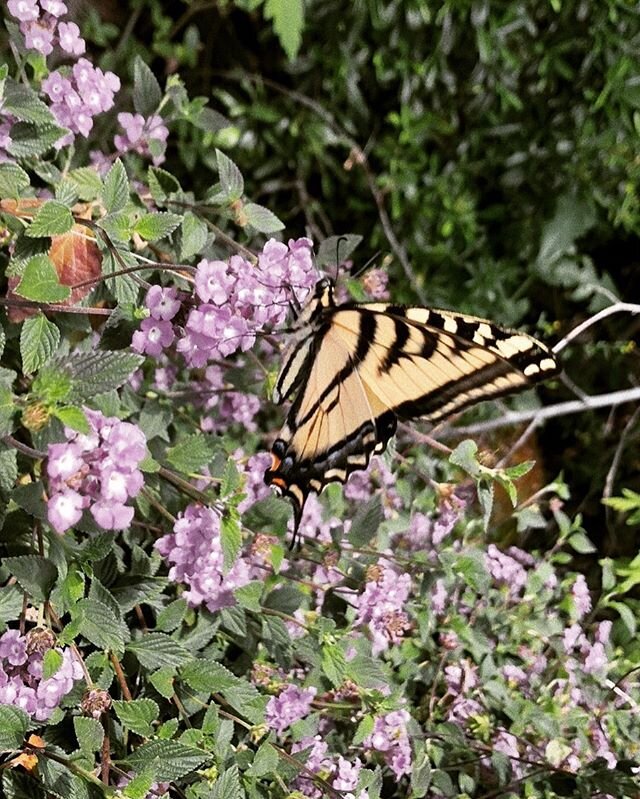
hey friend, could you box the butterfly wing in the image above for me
[265,302,559,532]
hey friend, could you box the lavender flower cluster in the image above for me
[46,409,147,534]
[0,629,83,721]
[7,0,120,148]
[167,238,316,367]
[291,736,370,799]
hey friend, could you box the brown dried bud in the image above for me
[365,563,384,584]
[81,688,112,719]
[25,627,56,655]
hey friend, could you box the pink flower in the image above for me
[57,21,85,55]
[264,684,317,734]
[22,21,55,55]
[40,0,68,15]
[7,0,39,22]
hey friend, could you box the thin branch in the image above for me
[553,301,640,354]
[445,387,640,437]
[603,406,640,502]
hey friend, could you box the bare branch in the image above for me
[553,301,640,354]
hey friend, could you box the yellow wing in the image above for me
[264,300,559,533]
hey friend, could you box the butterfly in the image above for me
[264,277,559,536]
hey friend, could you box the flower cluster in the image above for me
[46,409,147,533]
[198,366,261,434]
[175,238,317,368]
[155,504,252,612]
[0,629,83,721]
[7,2,120,147]
[264,684,317,734]
[363,709,413,779]
[292,736,370,799]
[131,286,181,358]
[114,112,169,165]
[343,455,402,518]
[353,561,412,654]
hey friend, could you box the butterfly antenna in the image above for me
[334,236,349,281]
[350,250,383,280]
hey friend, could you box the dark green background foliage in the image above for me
[91,0,639,547]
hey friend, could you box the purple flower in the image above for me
[155,504,252,612]
[583,642,608,675]
[114,113,169,165]
[291,736,333,799]
[131,318,175,358]
[0,630,28,666]
[145,285,181,321]
[7,0,39,22]
[40,0,68,15]
[42,72,73,103]
[46,410,147,533]
[264,684,316,734]
[571,574,591,619]
[354,562,412,654]
[430,578,447,615]
[57,21,85,55]
[364,709,412,779]
[486,544,528,597]
[22,21,55,55]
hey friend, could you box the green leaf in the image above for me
[233,581,263,612]
[113,698,159,737]
[244,202,285,233]
[449,439,481,477]
[3,555,57,602]
[0,705,29,752]
[125,740,209,781]
[216,149,244,201]
[20,313,60,375]
[211,764,242,799]
[123,770,155,799]
[607,600,637,636]
[149,666,176,699]
[0,445,18,495]
[322,643,347,686]
[316,234,363,269]
[166,433,215,473]
[264,0,304,60]
[440,549,490,594]
[42,648,63,679]
[246,739,279,777]
[134,212,182,242]
[65,350,144,401]
[221,513,242,573]
[133,56,162,116]
[180,211,208,259]
[568,531,597,554]
[102,158,129,213]
[147,166,181,203]
[180,660,240,693]
[68,167,103,201]
[192,106,232,133]
[126,632,192,669]
[221,456,241,497]
[73,716,104,755]
[7,121,67,158]
[536,194,596,269]
[242,495,291,536]
[2,79,57,125]
[349,495,384,547]
[52,405,90,433]
[156,597,188,632]
[73,597,130,654]
[14,254,71,303]
[0,162,30,198]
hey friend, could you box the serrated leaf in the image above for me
[52,405,89,433]
[440,549,490,594]
[20,313,59,375]
[244,203,285,233]
[0,162,30,198]
[221,514,242,573]
[0,705,29,752]
[264,0,304,60]
[3,79,57,125]
[134,212,182,242]
[156,598,187,632]
[211,764,242,799]
[352,714,375,746]
[166,434,215,474]
[74,714,104,755]
[449,439,481,477]
[102,159,129,213]
[242,495,291,535]
[133,56,163,117]
[0,445,17,495]
[7,121,68,158]
[349,495,383,547]
[234,581,263,612]
[125,740,209,781]
[42,648,63,679]
[246,739,279,777]
[14,254,71,303]
[147,167,181,203]
[3,555,57,602]
[608,600,637,636]
[216,149,244,201]
[65,350,144,401]
[180,211,208,259]
[316,234,363,269]
[68,167,103,201]
[113,698,159,737]
[181,660,240,693]
[127,633,192,669]
[322,643,347,687]
[74,597,130,654]
[123,770,156,799]
[192,106,232,133]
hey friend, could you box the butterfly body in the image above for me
[264,278,559,531]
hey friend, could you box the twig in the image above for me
[603,406,640,502]
[445,387,640,437]
[552,301,640,354]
